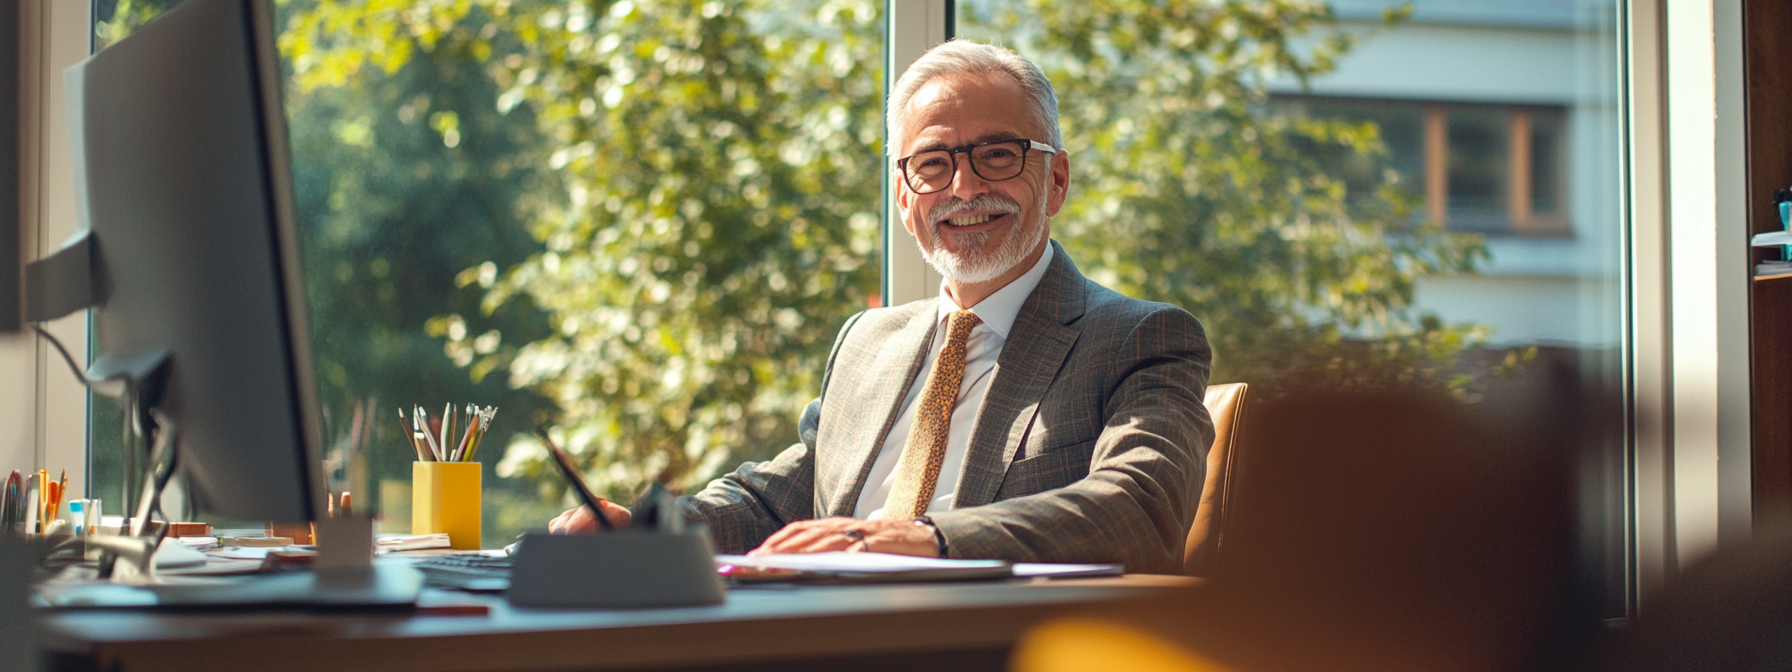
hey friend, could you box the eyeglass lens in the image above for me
[904,141,1031,193]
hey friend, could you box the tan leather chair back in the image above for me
[1183,382,1248,576]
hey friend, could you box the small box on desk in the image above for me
[412,462,480,550]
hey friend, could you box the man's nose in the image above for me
[945,158,990,201]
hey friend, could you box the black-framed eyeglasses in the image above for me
[897,139,1058,195]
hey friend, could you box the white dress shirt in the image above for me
[854,244,1058,520]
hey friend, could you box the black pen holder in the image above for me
[507,528,725,608]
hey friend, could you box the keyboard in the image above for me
[411,553,512,592]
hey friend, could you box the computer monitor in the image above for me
[0,3,21,334]
[68,0,323,522]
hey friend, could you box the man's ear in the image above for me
[1045,149,1071,217]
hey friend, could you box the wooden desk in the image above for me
[43,576,1195,672]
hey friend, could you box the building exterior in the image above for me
[1273,0,1623,348]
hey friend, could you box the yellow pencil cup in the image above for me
[412,462,481,550]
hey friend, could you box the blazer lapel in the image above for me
[952,242,1087,509]
[823,304,939,517]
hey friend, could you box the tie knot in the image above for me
[948,310,981,337]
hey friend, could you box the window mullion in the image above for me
[884,0,952,307]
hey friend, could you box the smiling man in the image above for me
[550,40,1213,574]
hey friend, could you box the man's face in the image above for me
[896,72,1070,285]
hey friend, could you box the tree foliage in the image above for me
[283,0,884,499]
[960,0,1488,394]
[258,0,1487,506]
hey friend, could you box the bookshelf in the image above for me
[1746,0,1792,523]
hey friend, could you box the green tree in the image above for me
[272,0,1490,509]
[959,0,1489,395]
[283,0,884,501]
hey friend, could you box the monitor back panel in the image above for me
[76,0,318,522]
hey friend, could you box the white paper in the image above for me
[1754,230,1792,247]
[1011,563,1124,578]
[714,551,1007,573]
[151,539,209,569]
[375,533,452,553]
[212,546,310,560]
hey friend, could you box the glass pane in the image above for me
[93,0,884,546]
[1270,96,1427,210]
[1531,107,1567,219]
[960,0,1626,615]
[1446,105,1512,231]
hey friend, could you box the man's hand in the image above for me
[748,516,939,557]
[547,500,634,534]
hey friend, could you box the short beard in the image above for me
[918,193,1047,285]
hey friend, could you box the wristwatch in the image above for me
[914,516,948,558]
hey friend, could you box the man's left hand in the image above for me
[747,516,939,557]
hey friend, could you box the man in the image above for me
[551,40,1212,574]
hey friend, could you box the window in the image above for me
[960,0,1626,614]
[1278,96,1571,236]
[92,0,885,545]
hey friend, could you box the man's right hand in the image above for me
[547,500,634,533]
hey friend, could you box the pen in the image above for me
[536,429,616,531]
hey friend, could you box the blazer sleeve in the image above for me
[674,311,865,554]
[680,432,816,555]
[927,307,1213,575]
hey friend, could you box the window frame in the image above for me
[18,0,1751,621]
[13,0,90,509]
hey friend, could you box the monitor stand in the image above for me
[32,347,423,611]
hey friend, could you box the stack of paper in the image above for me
[715,552,1011,583]
[376,533,453,553]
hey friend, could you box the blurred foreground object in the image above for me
[1017,385,1599,672]
[1599,521,1792,671]
[0,534,36,672]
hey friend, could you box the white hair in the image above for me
[886,40,1062,159]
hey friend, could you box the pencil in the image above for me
[455,407,476,462]
[399,409,426,461]
[419,407,442,461]
[467,407,496,461]
[441,403,455,462]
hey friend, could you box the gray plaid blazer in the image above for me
[681,241,1213,574]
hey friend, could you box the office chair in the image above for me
[1183,382,1248,577]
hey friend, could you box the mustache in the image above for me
[927,194,1022,227]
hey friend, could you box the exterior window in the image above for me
[961,0,1623,615]
[1283,96,1572,236]
[92,0,886,545]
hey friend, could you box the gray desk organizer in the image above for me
[507,529,725,608]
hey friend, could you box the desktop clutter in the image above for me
[6,404,1125,616]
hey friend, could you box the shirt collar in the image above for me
[936,242,1055,341]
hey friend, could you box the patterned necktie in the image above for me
[882,309,982,520]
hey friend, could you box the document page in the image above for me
[715,551,1007,573]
